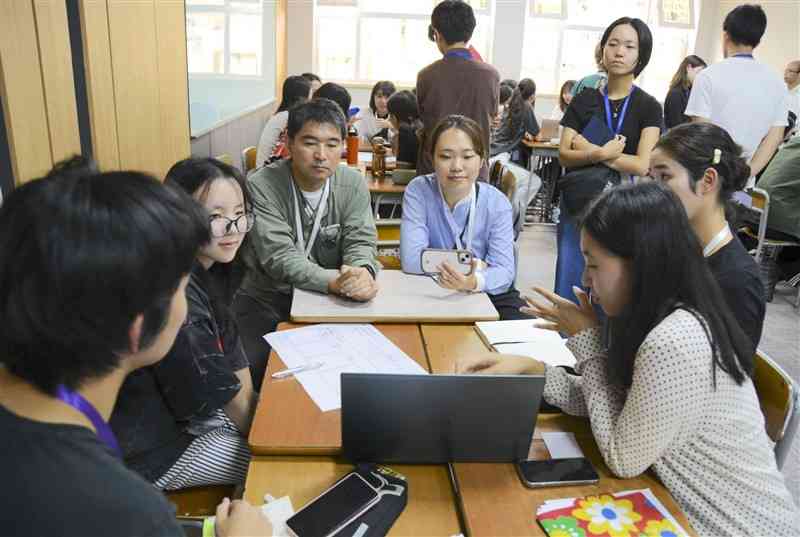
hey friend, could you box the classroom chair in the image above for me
[166,484,236,519]
[739,188,800,303]
[242,146,258,175]
[376,219,401,269]
[752,349,799,470]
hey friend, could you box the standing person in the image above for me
[664,55,707,130]
[784,59,800,137]
[554,17,662,303]
[386,89,422,168]
[685,4,789,183]
[417,0,500,180]
[490,78,539,166]
[457,182,800,535]
[401,115,528,320]
[570,43,607,97]
[234,99,380,389]
[0,159,271,537]
[649,123,765,353]
[111,158,257,491]
[256,75,312,166]
[356,80,397,143]
[549,80,576,121]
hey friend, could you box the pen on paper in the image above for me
[271,362,323,379]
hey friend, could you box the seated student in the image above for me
[301,72,322,93]
[401,115,528,320]
[649,123,765,354]
[356,80,396,143]
[490,78,539,167]
[256,75,312,166]
[663,55,706,130]
[0,159,270,536]
[234,98,380,389]
[313,82,353,122]
[111,158,256,491]
[458,182,800,535]
[491,83,514,135]
[548,79,576,122]
[571,43,606,97]
[386,89,422,168]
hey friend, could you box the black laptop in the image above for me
[341,373,544,464]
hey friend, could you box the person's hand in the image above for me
[524,131,535,142]
[215,498,273,537]
[455,353,545,375]
[335,265,378,302]
[521,286,598,337]
[596,135,625,162]
[491,114,502,129]
[436,260,477,292]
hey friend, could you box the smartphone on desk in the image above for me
[286,472,380,537]
[420,248,473,276]
[516,458,599,488]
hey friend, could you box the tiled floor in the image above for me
[516,225,800,504]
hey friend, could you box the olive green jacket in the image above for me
[758,137,800,239]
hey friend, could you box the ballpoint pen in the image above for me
[271,361,323,379]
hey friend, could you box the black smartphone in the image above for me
[286,472,380,537]
[516,458,599,488]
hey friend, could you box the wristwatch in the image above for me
[361,264,377,280]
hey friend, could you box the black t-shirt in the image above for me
[0,404,182,536]
[561,86,662,157]
[707,236,766,353]
[397,123,419,165]
[663,86,690,130]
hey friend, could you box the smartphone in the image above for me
[420,248,473,276]
[516,458,599,488]
[286,472,380,537]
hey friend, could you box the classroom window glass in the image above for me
[315,1,494,85]
[522,0,699,100]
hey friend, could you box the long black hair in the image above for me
[165,157,252,305]
[277,75,311,113]
[580,182,753,388]
[506,78,536,133]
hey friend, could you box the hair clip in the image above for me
[712,148,722,165]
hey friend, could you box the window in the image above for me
[521,0,698,100]
[187,0,264,77]
[315,0,494,86]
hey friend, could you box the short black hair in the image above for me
[301,72,321,83]
[431,0,476,45]
[0,160,209,394]
[723,4,767,48]
[313,82,352,118]
[501,79,518,89]
[499,84,513,105]
[277,75,312,113]
[600,17,653,78]
[369,81,397,114]
[287,98,347,141]
[387,90,420,125]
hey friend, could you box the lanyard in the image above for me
[444,49,472,60]
[291,178,330,258]
[732,53,754,59]
[56,384,121,457]
[438,181,477,251]
[603,87,634,136]
[703,225,732,257]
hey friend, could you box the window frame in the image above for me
[186,0,270,80]
[314,0,494,87]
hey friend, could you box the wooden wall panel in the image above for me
[275,0,287,96]
[0,0,53,184]
[32,0,81,163]
[79,0,120,171]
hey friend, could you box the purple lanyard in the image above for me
[444,49,472,60]
[603,87,634,136]
[56,384,122,457]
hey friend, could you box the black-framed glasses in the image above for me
[209,213,255,238]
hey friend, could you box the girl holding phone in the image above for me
[400,114,528,320]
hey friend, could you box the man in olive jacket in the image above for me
[234,98,380,388]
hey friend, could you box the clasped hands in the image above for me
[329,264,379,302]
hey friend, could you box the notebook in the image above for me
[474,321,576,368]
[536,488,690,537]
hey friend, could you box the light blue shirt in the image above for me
[400,174,516,295]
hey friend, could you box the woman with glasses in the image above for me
[110,158,256,491]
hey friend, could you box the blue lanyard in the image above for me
[444,49,472,60]
[56,384,122,457]
[603,87,634,136]
[732,53,754,59]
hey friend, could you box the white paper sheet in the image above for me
[493,341,576,368]
[475,320,563,345]
[358,152,397,164]
[541,432,584,459]
[265,324,428,411]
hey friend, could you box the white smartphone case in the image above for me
[420,248,473,275]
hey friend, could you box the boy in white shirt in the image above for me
[685,4,789,183]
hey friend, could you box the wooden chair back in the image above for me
[242,146,257,174]
[752,350,798,468]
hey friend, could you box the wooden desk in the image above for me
[291,270,499,324]
[366,172,407,194]
[244,456,462,536]
[248,323,430,455]
[521,140,560,159]
[420,324,697,536]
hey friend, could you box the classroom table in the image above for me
[248,323,429,455]
[420,323,697,537]
[290,270,499,324]
[365,171,407,194]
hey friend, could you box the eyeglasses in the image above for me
[209,213,255,238]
